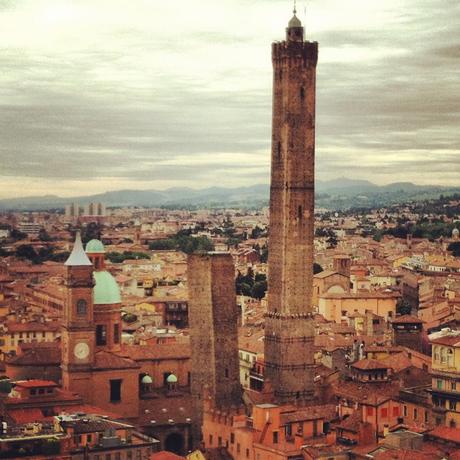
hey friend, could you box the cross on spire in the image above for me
[293,0,297,15]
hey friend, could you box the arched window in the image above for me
[434,346,440,362]
[447,348,454,366]
[441,347,447,364]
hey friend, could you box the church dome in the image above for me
[288,14,302,28]
[141,374,153,384]
[93,271,121,305]
[86,239,105,253]
[166,374,178,384]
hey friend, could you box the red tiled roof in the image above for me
[93,351,139,370]
[280,404,337,425]
[15,380,58,388]
[352,359,389,370]
[6,346,61,366]
[392,314,424,324]
[430,335,460,347]
[8,408,46,424]
[428,426,460,443]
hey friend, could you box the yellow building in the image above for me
[429,329,460,427]
[0,321,60,357]
[318,291,399,324]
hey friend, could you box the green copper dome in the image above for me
[166,374,178,384]
[86,239,105,253]
[93,271,121,305]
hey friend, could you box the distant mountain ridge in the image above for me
[0,179,458,211]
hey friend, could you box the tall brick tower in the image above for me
[188,253,242,445]
[264,8,318,403]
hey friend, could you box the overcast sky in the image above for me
[1,0,459,199]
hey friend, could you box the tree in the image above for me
[38,228,52,242]
[448,242,460,258]
[81,222,102,243]
[251,280,268,299]
[16,244,38,261]
[396,299,412,316]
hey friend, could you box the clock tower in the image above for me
[61,232,95,393]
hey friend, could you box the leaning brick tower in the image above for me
[264,8,319,403]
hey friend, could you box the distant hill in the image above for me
[0,180,459,211]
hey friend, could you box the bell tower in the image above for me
[264,9,318,403]
[61,232,95,392]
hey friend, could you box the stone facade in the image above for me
[265,15,318,403]
[188,253,242,444]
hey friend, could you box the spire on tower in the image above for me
[288,0,302,29]
[65,231,92,266]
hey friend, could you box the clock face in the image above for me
[74,342,90,360]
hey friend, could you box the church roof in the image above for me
[288,13,302,28]
[93,271,121,305]
[86,239,105,253]
[65,232,92,267]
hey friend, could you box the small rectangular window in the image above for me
[114,323,120,344]
[96,325,107,346]
[273,431,279,444]
[110,379,122,402]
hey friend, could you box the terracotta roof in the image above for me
[333,380,400,405]
[334,410,362,433]
[8,408,46,424]
[280,404,337,425]
[352,359,389,370]
[15,380,58,388]
[6,346,61,366]
[93,351,139,370]
[392,314,424,324]
[430,335,460,347]
[428,426,460,444]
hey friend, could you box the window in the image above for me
[286,423,292,437]
[413,408,418,420]
[300,87,305,99]
[209,434,213,446]
[246,449,250,458]
[403,405,408,417]
[392,406,399,417]
[237,443,240,454]
[424,410,429,423]
[87,434,92,443]
[218,436,222,447]
[437,379,443,390]
[366,407,374,416]
[225,368,229,378]
[77,299,87,316]
[452,382,457,391]
[273,431,279,444]
[230,433,235,444]
[110,379,122,403]
[114,324,120,344]
[381,408,388,418]
[96,325,107,346]
[450,400,457,411]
